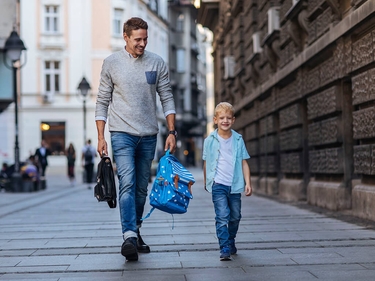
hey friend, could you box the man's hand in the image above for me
[164,134,177,153]
[97,138,108,157]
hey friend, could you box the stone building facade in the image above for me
[197,0,375,221]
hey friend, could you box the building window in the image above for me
[149,0,158,13]
[176,48,185,73]
[224,56,235,79]
[113,8,123,36]
[267,7,280,34]
[178,88,185,112]
[40,121,65,155]
[252,32,262,53]
[45,61,60,93]
[44,5,59,33]
[176,13,184,32]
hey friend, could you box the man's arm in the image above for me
[164,113,177,153]
[157,59,177,153]
[96,120,108,157]
[95,58,113,158]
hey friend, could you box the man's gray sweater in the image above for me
[95,48,175,136]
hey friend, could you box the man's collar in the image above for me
[124,46,139,58]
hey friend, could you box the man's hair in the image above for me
[123,17,148,37]
[214,102,234,117]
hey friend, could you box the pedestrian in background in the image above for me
[95,17,177,262]
[21,155,39,181]
[34,140,51,178]
[0,162,11,191]
[66,143,76,186]
[81,139,96,189]
[202,102,252,261]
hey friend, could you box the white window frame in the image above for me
[44,5,59,33]
[224,56,235,79]
[149,0,158,13]
[177,13,185,32]
[268,7,280,34]
[44,61,61,95]
[113,8,123,36]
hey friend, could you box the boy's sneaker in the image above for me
[121,237,138,261]
[230,240,237,255]
[220,246,231,261]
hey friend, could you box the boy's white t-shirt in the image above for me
[214,135,234,186]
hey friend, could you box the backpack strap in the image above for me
[188,181,193,195]
[173,175,193,195]
[141,208,175,229]
[174,175,179,189]
[141,207,156,221]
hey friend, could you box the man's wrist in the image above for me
[168,130,178,138]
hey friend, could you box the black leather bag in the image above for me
[94,156,117,208]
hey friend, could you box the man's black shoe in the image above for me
[121,237,138,261]
[137,233,150,253]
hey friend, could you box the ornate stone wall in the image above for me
[352,66,375,177]
[198,0,375,219]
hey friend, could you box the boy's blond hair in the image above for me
[214,102,234,117]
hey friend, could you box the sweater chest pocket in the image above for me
[145,71,157,84]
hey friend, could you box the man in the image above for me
[34,140,51,178]
[81,139,96,189]
[95,17,177,262]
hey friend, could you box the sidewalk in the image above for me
[1,167,375,280]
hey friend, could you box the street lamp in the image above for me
[77,77,91,145]
[3,30,27,192]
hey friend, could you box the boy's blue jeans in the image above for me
[212,182,242,249]
[111,132,156,240]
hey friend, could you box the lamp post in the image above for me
[3,30,27,192]
[77,77,91,145]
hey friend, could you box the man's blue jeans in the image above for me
[211,182,242,249]
[111,132,156,240]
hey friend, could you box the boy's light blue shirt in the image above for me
[202,129,250,193]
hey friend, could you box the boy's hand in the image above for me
[204,182,209,193]
[245,184,252,196]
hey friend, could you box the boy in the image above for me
[202,102,252,261]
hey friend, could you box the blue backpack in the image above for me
[142,150,194,220]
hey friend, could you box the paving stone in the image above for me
[1,167,375,280]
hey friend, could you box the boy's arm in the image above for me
[242,159,252,196]
[203,160,208,192]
